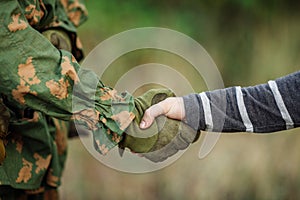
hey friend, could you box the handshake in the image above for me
[0,88,200,164]
[118,88,200,162]
[42,28,200,163]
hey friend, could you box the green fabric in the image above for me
[0,0,135,191]
[0,114,63,189]
[142,119,200,162]
[17,0,88,61]
[41,0,88,61]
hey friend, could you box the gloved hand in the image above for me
[42,29,72,52]
[118,89,200,162]
[0,98,10,164]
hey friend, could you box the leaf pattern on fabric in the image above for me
[12,57,40,104]
[12,85,31,104]
[46,78,70,99]
[17,57,41,85]
[61,55,79,83]
[72,109,100,130]
[34,153,52,174]
[60,0,88,27]
[24,1,45,26]
[111,111,135,131]
[0,0,91,190]
[8,13,28,32]
[16,158,33,183]
[100,88,123,101]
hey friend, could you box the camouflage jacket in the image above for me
[0,0,135,192]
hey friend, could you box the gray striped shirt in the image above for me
[183,71,300,133]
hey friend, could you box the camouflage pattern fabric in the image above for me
[0,0,135,194]
[19,0,88,62]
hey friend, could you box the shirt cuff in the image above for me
[182,94,205,131]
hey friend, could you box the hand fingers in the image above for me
[140,103,165,129]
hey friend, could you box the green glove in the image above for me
[119,89,200,162]
[0,98,10,164]
[119,88,175,152]
[142,118,200,162]
[42,29,72,52]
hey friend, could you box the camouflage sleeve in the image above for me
[18,0,88,61]
[43,0,88,61]
[59,0,88,27]
[0,1,135,154]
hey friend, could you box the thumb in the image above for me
[140,103,164,129]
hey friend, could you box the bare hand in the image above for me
[139,97,185,129]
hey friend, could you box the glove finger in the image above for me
[143,120,200,162]
[42,29,71,51]
[119,119,159,153]
[149,116,199,152]
[142,143,179,163]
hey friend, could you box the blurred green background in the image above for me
[61,0,300,199]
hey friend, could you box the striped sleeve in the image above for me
[183,71,300,133]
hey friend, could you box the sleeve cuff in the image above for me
[182,94,205,131]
